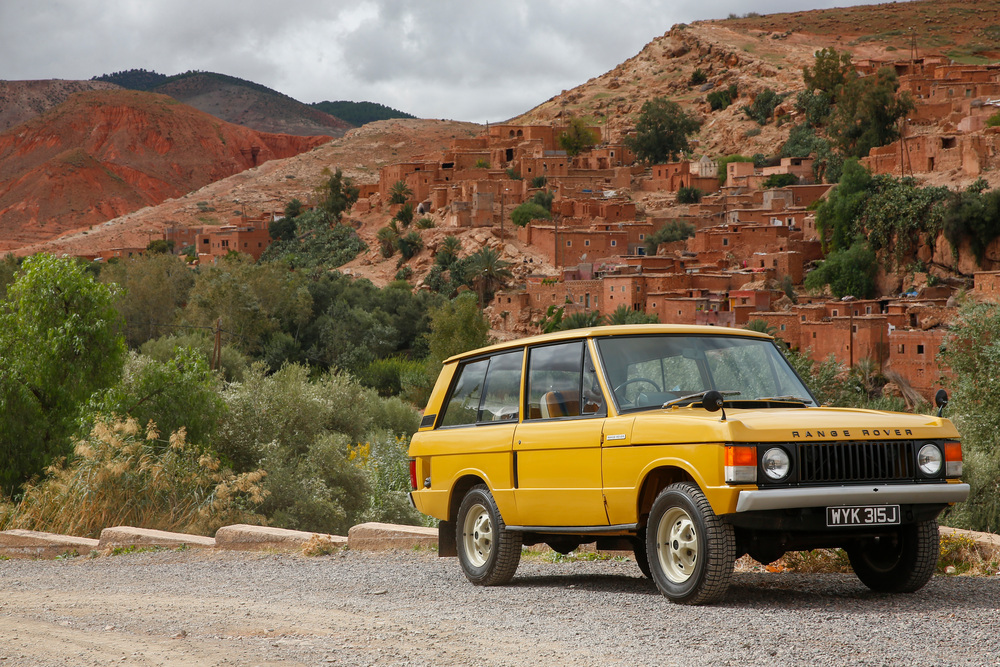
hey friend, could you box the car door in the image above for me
[513,340,609,527]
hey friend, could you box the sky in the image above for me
[2,0,892,124]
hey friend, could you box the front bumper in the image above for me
[735,483,970,512]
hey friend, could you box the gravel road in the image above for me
[1,548,998,666]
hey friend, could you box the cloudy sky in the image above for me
[2,0,890,124]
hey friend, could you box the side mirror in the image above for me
[935,389,949,417]
[702,390,727,421]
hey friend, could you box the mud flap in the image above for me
[438,520,457,557]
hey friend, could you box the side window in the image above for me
[478,350,523,422]
[440,359,489,427]
[526,341,606,420]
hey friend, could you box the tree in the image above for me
[803,241,878,299]
[511,202,551,227]
[815,158,872,252]
[644,220,695,255]
[707,84,738,111]
[316,167,359,223]
[606,305,659,325]
[393,203,414,227]
[676,186,703,203]
[741,88,782,125]
[424,292,491,374]
[0,255,126,494]
[389,180,412,205]
[145,239,174,255]
[802,48,854,102]
[466,247,513,307]
[763,173,798,189]
[827,67,914,159]
[558,118,599,157]
[397,230,424,260]
[100,253,195,349]
[435,235,462,268]
[625,97,701,163]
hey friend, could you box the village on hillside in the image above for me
[83,55,1000,407]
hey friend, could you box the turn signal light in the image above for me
[725,445,757,484]
[409,459,418,490]
[944,441,963,478]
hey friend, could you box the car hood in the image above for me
[626,406,960,446]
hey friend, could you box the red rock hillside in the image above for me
[0,89,329,251]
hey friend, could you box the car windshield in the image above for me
[595,334,816,412]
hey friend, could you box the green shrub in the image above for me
[511,202,551,227]
[676,186,703,204]
[763,173,798,188]
[987,112,1000,128]
[689,68,708,86]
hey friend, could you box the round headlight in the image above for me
[917,443,943,477]
[762,447,791,481]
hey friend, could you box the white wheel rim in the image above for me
[462,503,493,567]
[656,506,698,583]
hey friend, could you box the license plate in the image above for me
[826,505,900,527]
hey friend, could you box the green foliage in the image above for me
[424,292,492,375]
[397,230,424,260]
[416,217,435,229]
[511,201,552,227]
[0,253,20,299]
[351,430,426,526]
[763,173,798,188]
[559,311,605,331]
[717,154,754,183]
[259,208,368,269]
[269,215,297,242]
[389,180,412,205]
[140,332,249,382]
[863,175,949,268]
[358,355,427,397]
[689,68,708,86]
[395,266,413,282]
[474,159,490,169]
[794,90,833,127]
[804,241,878,299]
[707,84,738,111]
[624,97,701,163]
[676,186,703,203]
[309,100,416,126]
[558,118,599,157]
[744,319,777,336]
[939,300,1000,532]
[83,348,224,449]
[145,239,174,255]
[99,253,195,349]
[644,220,695,255]
[530,175,548,189]
[531,190,555,211]
[539,305,565,333]
[315,168,359,223]
[741,88,782,125]
[92,68,168,91]
[435,235,462,268]
[0,255,126,494]
[827,67,914,158]
[606,305,659,325]
[466,247,513,307]
[987,111,1000,128]
[0,417,266,538]
[815,159,873,252]
[284,198,303,220]
[942,186,1000,266]
[505,167,521,180]
[802,48,854,101]
[377,224,399,258]
[394,202,415,227]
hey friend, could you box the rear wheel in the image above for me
[456,484,522,586]
[848,520,939,593]
[645,482,735,604]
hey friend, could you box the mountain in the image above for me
[0,79,123,133]
[96,70,352,137]
[0,89,329,251]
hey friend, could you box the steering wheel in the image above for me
[614,377,662,399]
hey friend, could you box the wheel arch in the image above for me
[448,474,488,522]
[636,465,698,529]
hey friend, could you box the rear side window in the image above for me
[526,341,606,420]
[439,350,523,427]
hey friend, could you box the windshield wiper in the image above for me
[754,395,813,405]
[663,390,740,409]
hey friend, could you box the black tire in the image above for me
[847,519,939,593]
[456,484,522,586]
[632,527,651,579]
[645,482,735,604]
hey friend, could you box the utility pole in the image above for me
[842,295,856,368]
[212,318,222,371]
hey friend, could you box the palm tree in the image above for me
[389,180,412,205]
[466,247,513,307]
[607,304,659,325]
[435,235,462,268]
[744,319,777,336]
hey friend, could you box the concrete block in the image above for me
[97,526,215,550]
[347,522,437,551]
[215,524,346,551]
[0,530,99,559]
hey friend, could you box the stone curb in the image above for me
[215,524,346,551]
[347,521,437,551]
[0,530,99,559]
[97,526,215,550]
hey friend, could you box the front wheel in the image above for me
[847,520,939,593]
[456,484,522,586]
[645,482,735,604]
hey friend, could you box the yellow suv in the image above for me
[407,325,968,604]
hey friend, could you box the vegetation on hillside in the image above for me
[311,100,416,126]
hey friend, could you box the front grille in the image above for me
[796,440,916,484]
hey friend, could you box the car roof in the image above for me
[444,324,773,363]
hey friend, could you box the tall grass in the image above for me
[0,418,267,538]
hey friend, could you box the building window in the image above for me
[917,344,925,354]
[723,238,729,246]
[832,309,839,317]
[898,344,905,354]
[610,240,617,247]
[585,240,590,246]
[566,240,572,247]
[812,332,816,339]
[800,315,806,322]
[639,234,645,240]
[780,324,786,331]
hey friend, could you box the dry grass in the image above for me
[0,417,268,539]
[301,533,341,557]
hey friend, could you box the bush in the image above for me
[511,202,551,227]
[707,84,738,111]
[987,112,1000,128]
[689,68,708,86]
[644,220,696,255]
[676,186,703,203]
[803,241,878,299]
[742,88,782,125]
[530,176,547,189]
[763,173,798,188]
[0,418,267,538]
[415,217,435,229]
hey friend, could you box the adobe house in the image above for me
[863,134,991,177]
[762,157,815,183]
[644,159,719,194]
[886,327,950,401]
[196,221,272,262]
[974,270,1000,300]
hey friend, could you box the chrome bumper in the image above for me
[735,483,970,512]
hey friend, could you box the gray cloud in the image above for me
[1,0,892,123]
